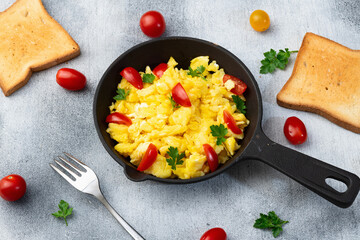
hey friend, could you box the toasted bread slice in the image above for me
[0,0,80,96]
[277,32,360,133]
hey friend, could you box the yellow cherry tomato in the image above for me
[250,10,270,32]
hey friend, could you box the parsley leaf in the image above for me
[210,124,228,145]
[166,146,185,170]
[232,95,247,114]
[142,73,155,83]
[52,200,73,226]
[187,65,207,81]
[169,95,180,110]
[260,48,298,74]
[113,88,130,101]
[253,211,289,238]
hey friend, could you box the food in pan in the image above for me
[106,56,249,179]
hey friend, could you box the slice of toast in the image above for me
[277,32,360,133]
[0,0,80,96]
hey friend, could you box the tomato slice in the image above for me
[106,112,132,126]
[203,144,219,173]
[200,227,227,240]
[120,67,143,89]
[223,110,242,134]
[153,63,168,78]
[172,83,191,107]
[137,143,158,171]
[223,74,247,95]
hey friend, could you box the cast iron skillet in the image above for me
[93,37,360,208]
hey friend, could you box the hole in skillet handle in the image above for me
[325,177,348,193]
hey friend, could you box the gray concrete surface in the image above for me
[0,0,359,239]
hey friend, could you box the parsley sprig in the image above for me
[210,124,228,145]
[52,200,73,226]
[113,88,130,101]
[253,211,289,238]
[142,73,155,83]
[166,146,185,170]
[260,48,298,74]
[232,95,246,114]
[169,95,180,110]
[188,65,207,81]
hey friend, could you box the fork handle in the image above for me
[95,193,145,240]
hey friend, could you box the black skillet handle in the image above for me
[241,129,360,208]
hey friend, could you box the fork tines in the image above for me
[50,153,87,183]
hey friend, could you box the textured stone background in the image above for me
[0,0,359,239]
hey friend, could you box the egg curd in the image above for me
[106,56,249,179]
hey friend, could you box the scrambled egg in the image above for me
[107,56,249,179]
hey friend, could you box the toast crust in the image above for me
[0,0,80,96]
[277,32,360,133]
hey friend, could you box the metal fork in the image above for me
[50,153,144,240]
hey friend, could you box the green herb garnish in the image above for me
[188,65,207,81]
[142,73,155,83]
[52,200,73,226]
[253,211,289,238]
[169,95,180,110]
[232,95,247,114]
[260,48,298,74]
[210,124,228,145]
[166,146,185,170]
[113,88,130,101]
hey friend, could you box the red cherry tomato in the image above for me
[106,112,132,126]
[203,144,219,172]
[137,143,158,171]
[284,116,307,145]
[200,228,227,240]
[56,68,86,91]
[223,110,242,134]
[172,83,191,107]
[223,74,247,95]
[0,174,26,202]
[153,63,168,78]
[120,67,143,89]
[140,11,166,38]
